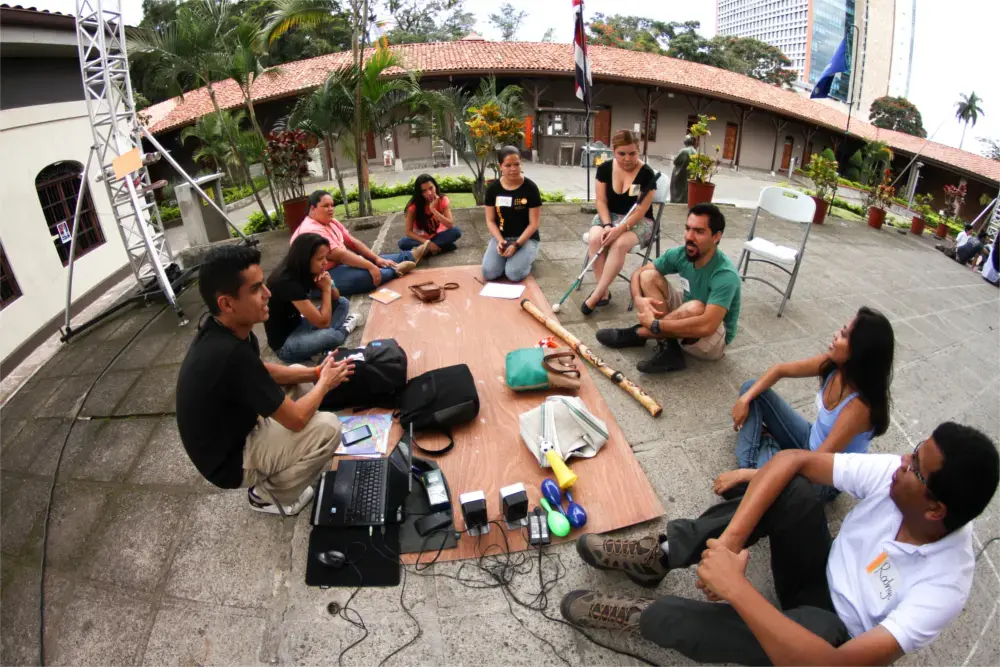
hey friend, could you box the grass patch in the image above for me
[363,192,478,215]
[829,206,863,222]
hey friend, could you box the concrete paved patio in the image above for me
[2,203,998,666]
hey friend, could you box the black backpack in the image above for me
[396,364,479,455]
[320,339,407,411]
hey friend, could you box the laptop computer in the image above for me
[313,425,415,528]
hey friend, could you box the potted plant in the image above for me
[910,193,934,236]
[266,129,313,233]
[805,154,838,224]
[939,183,966,239]
[866,168,895,230]
[687,115,719,206]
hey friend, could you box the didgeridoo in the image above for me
[520,299,663,418]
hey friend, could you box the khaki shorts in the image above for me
[666,282,727,361]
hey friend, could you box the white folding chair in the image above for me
[578,171,671,310]
[736,186,816,317]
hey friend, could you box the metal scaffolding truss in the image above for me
[73,0,182,322]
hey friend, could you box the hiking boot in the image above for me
[342,312,364,334]
[637,339,686,373]
[248,485,314,516]
[596,325,647,349]
[576,533,669,586]
[411,240,432,264]
[394,261,416,276]
[560,590,653,634]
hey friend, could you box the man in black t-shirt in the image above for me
[176,245,354,515]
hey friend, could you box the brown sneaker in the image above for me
[394,260,416,276]
[411,240,432,264]
[560,590,653,634]
[576,533,669,587]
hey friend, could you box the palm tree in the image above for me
[217,19,282,216]
[180,112,236,182]
[128,0,273,225]
[955,92,985,150]
[262,0,375,215]
[286,76,357,217]
[415,77,525,204]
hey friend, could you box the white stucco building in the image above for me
[0,5,129,375]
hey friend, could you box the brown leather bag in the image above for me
[541,348,582,392]
[408,281,459,303]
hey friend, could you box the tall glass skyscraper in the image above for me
[717,0,859,101]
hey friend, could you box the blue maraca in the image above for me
[541,478,588,529]
[564,490,587,529]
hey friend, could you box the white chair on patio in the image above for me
[737,186,816,317]
[578,170,671,310]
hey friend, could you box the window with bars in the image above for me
[1,243,22,309]
[35,161,105,266]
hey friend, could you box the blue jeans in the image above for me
[482,237,540,282]
[398,226,462,252]
[275,297,350,363]
[735,378,839,502]
[327,251,414,296]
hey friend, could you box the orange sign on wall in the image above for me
[524,116,533,150]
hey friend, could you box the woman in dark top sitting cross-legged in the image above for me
[582,129,658,315]
[482,146,543,282]
[265,233,363,363]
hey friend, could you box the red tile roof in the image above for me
[144,42,1000,184]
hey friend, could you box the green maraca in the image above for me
[539,498,571,537]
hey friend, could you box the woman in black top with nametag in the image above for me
[482,146,543,282]
[582,129,658,315]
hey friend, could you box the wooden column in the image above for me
[800,124,819,166]
[731,104,755,172]
[770,116,788,173]
[522,79,550,161]
[634,87,666,162]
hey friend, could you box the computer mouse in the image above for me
[317,550,347,568]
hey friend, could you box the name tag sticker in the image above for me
[629,183,641,197]
[866,551,898,602]
[679,277,691,293]
[495,196,513,207]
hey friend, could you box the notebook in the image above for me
[369,288,401,304]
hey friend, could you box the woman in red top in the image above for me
[398,174,462,254]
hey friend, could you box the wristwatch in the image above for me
[650,319,661,335]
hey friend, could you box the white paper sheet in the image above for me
[479,282,526,299]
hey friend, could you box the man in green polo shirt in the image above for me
[596,203,742,373]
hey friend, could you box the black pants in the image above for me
[638,476,850,665]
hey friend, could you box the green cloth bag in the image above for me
[505,348,549,391]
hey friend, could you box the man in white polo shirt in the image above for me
[561,422,999,665]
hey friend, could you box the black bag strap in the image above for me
[409,428,454,456]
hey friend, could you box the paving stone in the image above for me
[114,365,181,415]
[278,612,443,667]
[36,375,96,419]
[128,416,205,486]
[0,566,72,666]
[153,333,195,366]
[164,491,287,608]
[80,370,142,416]
[46,582,155,666]
[108,332,175,372]
[36,481,112,568]
[0,377,62,424]
[1,473,48,556]
[141,600,267,666]
[1,417,65,473]
[84,490,190,591]
[27,418,103,477]
[71,417,159,482]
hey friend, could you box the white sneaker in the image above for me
[248,485,314,516]
[342,312,364,334]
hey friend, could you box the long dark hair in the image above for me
[820,306,894,436]
[408,174,440,236]
[269,233,329,289]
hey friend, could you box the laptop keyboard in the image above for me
[345,459,387,525]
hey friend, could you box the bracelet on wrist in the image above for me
[314,365,322,380]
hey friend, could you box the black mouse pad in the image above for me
[306,524,401,587]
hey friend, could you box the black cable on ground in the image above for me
[334,518,659,667]
[976,536,1000,562]
[38,301,171,665]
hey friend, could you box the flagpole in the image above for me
[830,24,861,214]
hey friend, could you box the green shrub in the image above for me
[236,209,284,237]
[820,147,837,163]
[158,204,180,222]
[843,149,863,182]
[222,176,269,205]
[540,190,567,203]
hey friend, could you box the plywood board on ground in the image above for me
[357,265,663,563]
